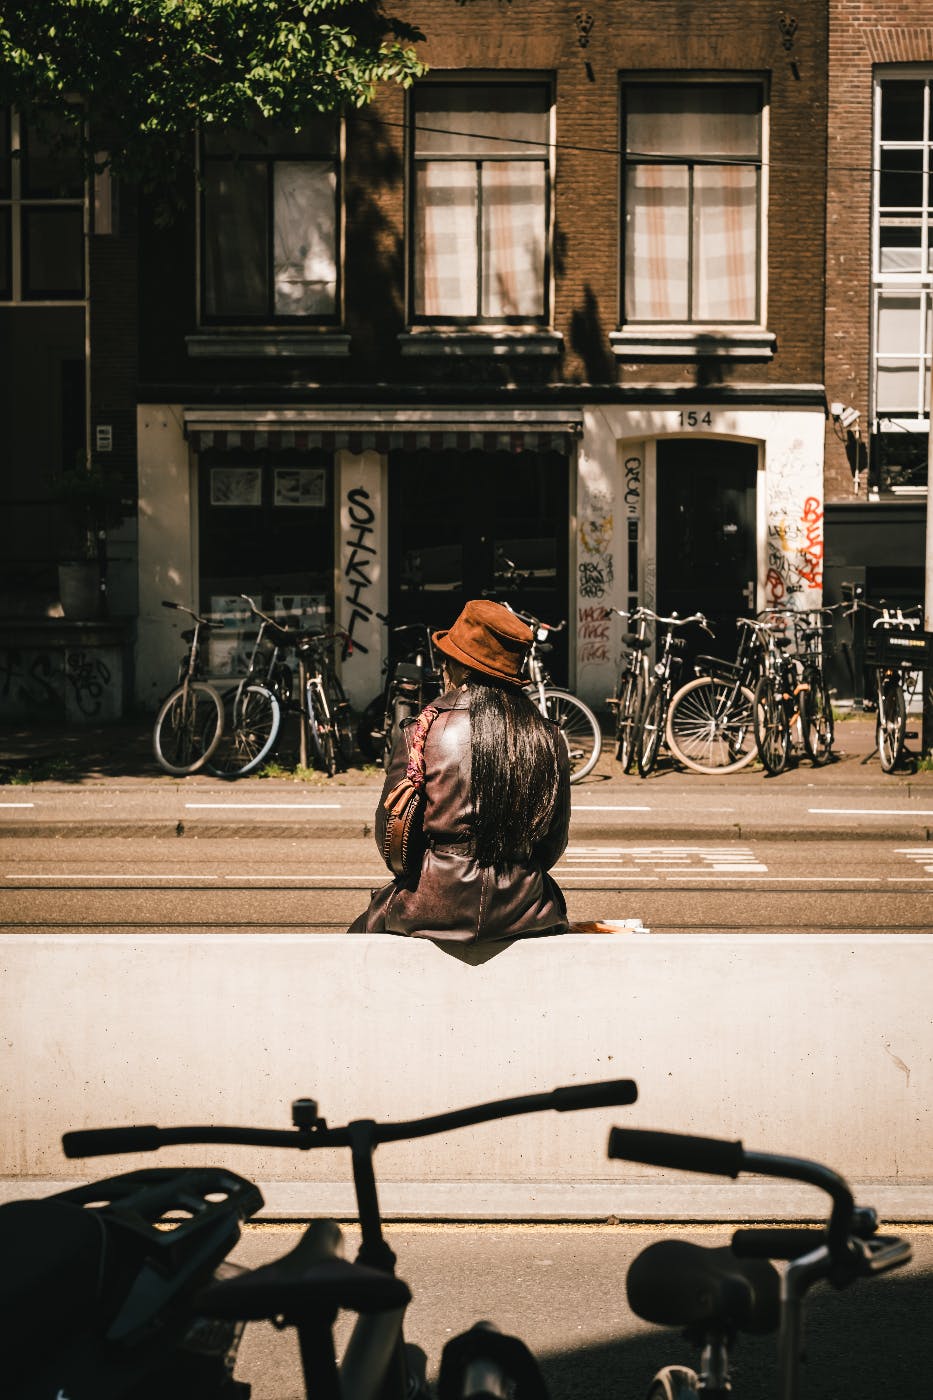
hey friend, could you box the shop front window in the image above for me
[198,456,335,673]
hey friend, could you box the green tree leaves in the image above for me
[0,0,427,189]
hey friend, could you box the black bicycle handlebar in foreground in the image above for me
[64,1080,638,1274]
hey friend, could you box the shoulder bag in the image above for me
[381,704,439,877]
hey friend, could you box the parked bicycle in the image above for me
[608,1126,911,1400]
[358,616,444,768]
[503,603,602,782]
[792,604,838,766]
[152,601,225,776]
[296,626,355,776]
[206,595,295,779]
[858,600,928,772]
[665,617,765,774]
[60,1077,638,1400]
[605,605,652,772]
[614,609,712,778]
[751,613,805,776]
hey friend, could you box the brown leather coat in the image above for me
[348,687,570,944]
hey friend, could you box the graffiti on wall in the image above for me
[577,603,611,665]
[577,479,616,672]
[343,485,378,654]
[765,455,823,608]
[0,647,118,719]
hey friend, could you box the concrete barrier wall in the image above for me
[2,933,931,1220]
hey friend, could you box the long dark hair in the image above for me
[467,678,562,871]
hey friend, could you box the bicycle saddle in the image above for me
[622,633,649,650]
[198,1219,412,1322]
[626,1240,779,1335]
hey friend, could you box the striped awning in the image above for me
[184,414,582,456]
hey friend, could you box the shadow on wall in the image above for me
[569,284,616,384]
[347,110,405,364]
[693,333,737,390]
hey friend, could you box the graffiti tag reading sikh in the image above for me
[343,486,377,654]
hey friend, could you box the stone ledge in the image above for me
[186,332,351,359]
[610,329,777,360]
[398,331,563,358]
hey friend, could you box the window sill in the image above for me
[398,330,563,358]
[610,329,776,361]
[186,331,351,359]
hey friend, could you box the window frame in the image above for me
[407,76,555,328]
[871,69,933,434]
[0,107,87,305]
[197,118,344,328]
[619,74,767,330]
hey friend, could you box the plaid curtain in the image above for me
[482,160,546,318]
[414,161,478,316]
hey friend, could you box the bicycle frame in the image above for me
[64,1078,639,1400]
[608,1127,911,1400]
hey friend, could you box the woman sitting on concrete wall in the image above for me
[348,599,570,946]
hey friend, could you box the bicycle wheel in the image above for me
[307,684,337,776]
[876,674,906,773]
[152,682,223,776]
[646,1366,700,1400]
[800,669,834,766]
[206,684,281,779]
[542,688,602,782]
[636,681,665,778]
[327,672,355,769]
[615,669,645,772]
[754,676,790,775]
[381,693,416,768]
[666,676,757,775]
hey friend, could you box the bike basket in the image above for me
[864,628,933,668]
[694,654,744,682]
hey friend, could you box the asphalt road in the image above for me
[229,1221,933,1400]
[2,833,931,933]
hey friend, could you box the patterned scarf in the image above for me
[405,705,440,789]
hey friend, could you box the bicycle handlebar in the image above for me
[604,606,712,632]
[161,600,212,628]
[607,1128,855,1258]
[63,1079,639,1160]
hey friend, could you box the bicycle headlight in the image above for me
[536,627,549,643]
[653,662,665,678]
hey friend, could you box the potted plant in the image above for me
[54,460,129,618]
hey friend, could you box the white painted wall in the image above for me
[136,405,196,710]
[3,933,929,1220]
[573,405,826,712]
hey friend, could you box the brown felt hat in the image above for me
[433,599,533,686]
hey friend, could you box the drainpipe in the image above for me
[918,355,924,761]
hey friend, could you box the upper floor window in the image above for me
[872,76,932,437]
[201,119,340,323]
[0,108,85,303]
[621,82,763,325]
[411,83,551,323]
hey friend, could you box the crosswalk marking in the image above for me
[895,848,933,874]
[557,845,769,877]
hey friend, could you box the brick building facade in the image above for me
[6,0,884,723]
[822,1,932,652]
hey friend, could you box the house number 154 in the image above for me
[677,411,713,427]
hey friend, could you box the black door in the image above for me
[656,439,758,662]
[388,449,570,681]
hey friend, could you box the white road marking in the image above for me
[557,845,769,877]
[809,807,933,816]
[0,803,35,808]
[5,873,219,881]
[184,802,342,810]
[891,848,933,877]
[571,805,651,812]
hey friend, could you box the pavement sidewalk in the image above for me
[2,712,932,842]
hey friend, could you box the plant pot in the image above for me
[58,561,101,619]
